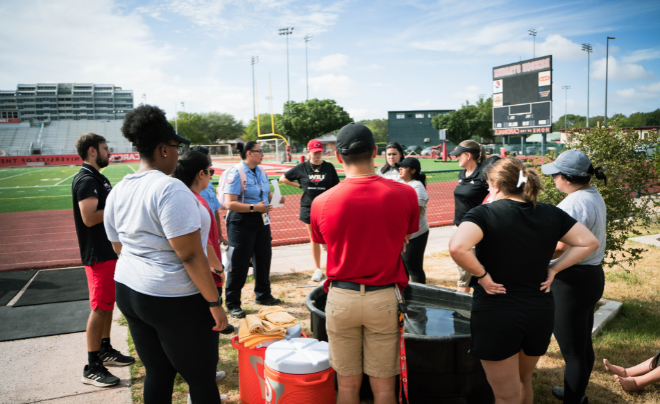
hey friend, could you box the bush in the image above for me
[537,121,660,268]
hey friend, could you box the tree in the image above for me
[169,112,208,144]
[537,121,660,269]
[280,99,353,144]
[555,114,587,129]
[200,112,246,142]
[358,118,388,143]
[431,98,493,145]
[643,109,660,126]
[244,114,284,141]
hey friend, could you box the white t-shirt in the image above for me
[400,179,429,239]
[104,170,211,297]
[378,166,400,181]
[553,187,606,266]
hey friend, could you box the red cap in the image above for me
[307,139,324,153]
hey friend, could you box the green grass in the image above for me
[0,160,462,212]
[0,164,138,213]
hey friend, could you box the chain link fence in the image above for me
[216,169,461,247]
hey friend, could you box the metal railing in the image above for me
[214,169,461,246]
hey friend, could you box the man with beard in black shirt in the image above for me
[72,133,134,388]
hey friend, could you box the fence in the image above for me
[215,169,461,247]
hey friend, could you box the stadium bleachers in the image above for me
[0,120,134,156]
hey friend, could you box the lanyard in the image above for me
[246,167,265,202]
[394,286,409,403]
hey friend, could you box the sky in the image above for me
[1,0,659,125]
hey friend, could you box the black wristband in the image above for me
[473,269,488,279]
[208,297,221,307]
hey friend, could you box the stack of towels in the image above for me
[238,306,298,349]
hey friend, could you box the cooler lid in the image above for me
[265,338,330,375]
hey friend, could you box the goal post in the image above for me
[257,138,287,162]
[197,144,232,158]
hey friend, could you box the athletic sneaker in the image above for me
[255,296,282,306]
[100,348,135,367]
[311,269,324,282]
[187,393,227,403]
[81,362,120,387]
[551,386,588,403]
[227,307,246,319]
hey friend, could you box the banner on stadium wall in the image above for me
[0,152,140,167]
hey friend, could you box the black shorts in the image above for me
[469,309,554,361]
[299,206,311,224]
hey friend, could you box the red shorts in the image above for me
[84,260,117,311]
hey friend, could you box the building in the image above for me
[0,83,134,124]
[387,109,454,149]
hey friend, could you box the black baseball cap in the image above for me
[336,123,375,155]
[449,145,479,156]
[164,122,191,145]
[395,157,421,172]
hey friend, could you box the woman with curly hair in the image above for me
[104,105,228,403]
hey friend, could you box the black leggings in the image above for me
[552,264,604,403]
[116,282,220,404]
[402,230,429,284]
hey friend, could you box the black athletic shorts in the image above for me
[299,206,311,224]
[469,309,554,361]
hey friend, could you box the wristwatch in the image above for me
[209,297,221,307]
[250,204,254,212]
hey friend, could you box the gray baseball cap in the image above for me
[541,149,592,177]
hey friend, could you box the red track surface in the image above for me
[0,180,457,272]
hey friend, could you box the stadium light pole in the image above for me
[605,37,615,126]
[562,86,571,130]
[174,102,178,132]
[304,35,313,101]
[582,44,593,128]
[251,56,259,118]
[279,27,294,103]
[142,93,146,105]
[181,101,185,113]
[528,29,537,58]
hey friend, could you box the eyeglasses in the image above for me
[209,169,215,176]
[159,143,185,155]
[249,149,264,155]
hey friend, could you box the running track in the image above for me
[0,180,456,272]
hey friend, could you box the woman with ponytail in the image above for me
[541,150,608,404]
[449,140,489,292]
[395,157,429,283]
[448,157,600,404]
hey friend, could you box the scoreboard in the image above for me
[492,56,552,135]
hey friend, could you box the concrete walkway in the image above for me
[0,226,456,404]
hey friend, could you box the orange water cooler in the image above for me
[232,324,304,404]
[264,338,335,404]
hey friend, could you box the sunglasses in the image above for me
[159,143,185,155]
[250,149,265,155]
[209,169,215,176]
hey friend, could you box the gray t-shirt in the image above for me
[104,170,211,297]
[554,187,606,266]
[400,179,429,239]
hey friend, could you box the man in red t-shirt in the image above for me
[311,123,419,404]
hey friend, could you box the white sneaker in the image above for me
[188,393,227,403]
[216,371,226,381]
[311,269,324,282]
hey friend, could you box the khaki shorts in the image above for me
[326,285,400,378]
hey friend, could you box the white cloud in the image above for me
[308,74,354,97]
[592,56,652,81]
[622,48,660,63]
[410,100,432,108]
[616,82,660,101]
[347,108,385,120]
[311,54,349,71]
[451,85,482,102]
